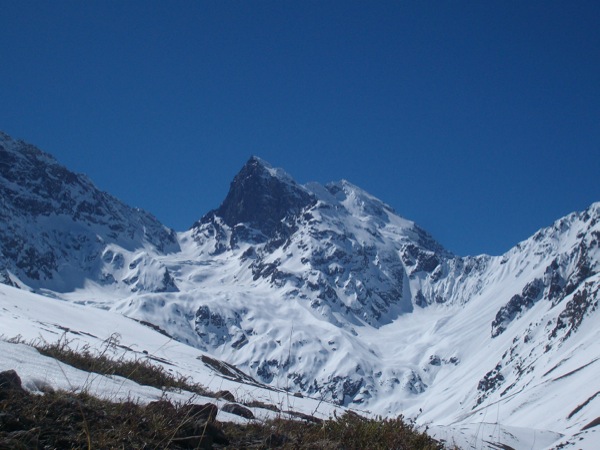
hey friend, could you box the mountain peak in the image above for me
[242,156,296,184]
[209,157,315,237]
[247,154,270,167]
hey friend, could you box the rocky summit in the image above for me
[1,131,599,448]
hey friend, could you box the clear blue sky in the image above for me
[1,1,598,256]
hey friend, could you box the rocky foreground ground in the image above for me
[0,369,443,449]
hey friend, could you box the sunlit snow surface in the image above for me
[0,284,344,424]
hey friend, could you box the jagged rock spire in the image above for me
[212,156,315,236]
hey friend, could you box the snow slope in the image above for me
[0,283,343,423]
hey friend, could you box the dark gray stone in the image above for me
[221,403,255,419]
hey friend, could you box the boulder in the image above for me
[221,403,255,419]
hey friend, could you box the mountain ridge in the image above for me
[1,131,599,448]
[0,131,179,292]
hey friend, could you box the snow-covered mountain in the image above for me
[1,132,599,448]
[0,131,179,293]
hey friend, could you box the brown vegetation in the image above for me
[0,336,444,449]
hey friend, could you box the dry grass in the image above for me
[17,333,210,396]
[1,335,447,449]
[0,386,224,449]
[220,412,443,449]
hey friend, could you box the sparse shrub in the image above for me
[219,411,444,449]
[321,411,442,449]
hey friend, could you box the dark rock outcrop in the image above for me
[492,279,544,337]
[194,157,315,247]
[221,403,255,419]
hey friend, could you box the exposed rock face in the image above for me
[476,363,505,406]
[213,156,315,237]
[193,157,316,256]
[492,278,545,337]
[551,282,599,341]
